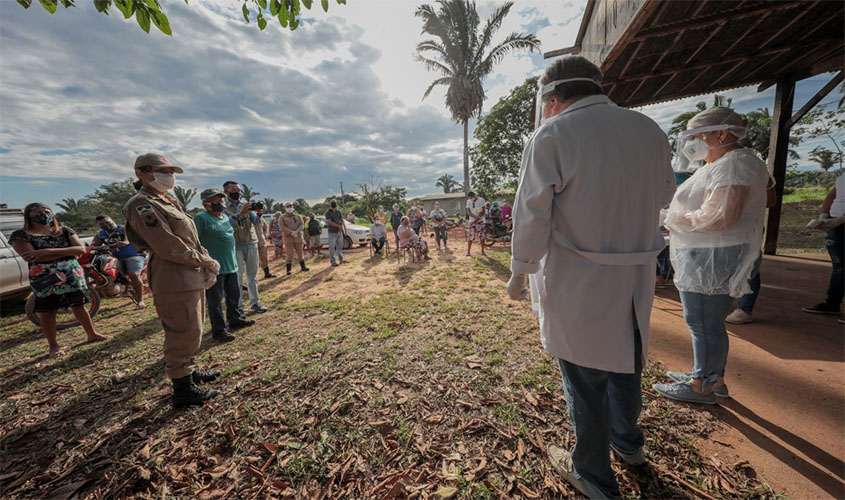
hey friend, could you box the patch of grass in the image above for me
[782,185,827,204]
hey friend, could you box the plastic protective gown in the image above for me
[665,148,769,297]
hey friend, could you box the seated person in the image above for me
[397,216,430,260]
[92,214,146,308]
[370,218,388,254]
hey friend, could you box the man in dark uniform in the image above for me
[123,153,223,408]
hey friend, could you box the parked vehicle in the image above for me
[0,210,30,301]
[81,245,146,304]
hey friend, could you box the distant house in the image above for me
[414,193,467,217]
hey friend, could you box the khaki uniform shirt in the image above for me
[123,186,216,295]
[281,213,304,238]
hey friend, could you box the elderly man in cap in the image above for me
[508,56,676,498]
[194,188,256,342]
[124,153,224,408]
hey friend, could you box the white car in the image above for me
[261,214,371,249]
[0,209,30,301]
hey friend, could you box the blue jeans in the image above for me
[205,272,246,334]
[328,232,344,264]
[236,244,260,308]
[371,236,386,252]
[824,225,844,307]
[557,322,643,498]
[737,253,762,313]
[680,291,734,384]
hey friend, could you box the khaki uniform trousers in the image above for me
[258,241,270,268]
[284,235,305,264]
[154,289,205,379]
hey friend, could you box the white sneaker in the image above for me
[725,309,752,324]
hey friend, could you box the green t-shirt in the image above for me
[193,211,238,275]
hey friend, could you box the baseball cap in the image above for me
[134,153,184,173]
[200,188,225,201]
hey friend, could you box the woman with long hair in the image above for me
[397,216,430,260]
[9,203,108,357]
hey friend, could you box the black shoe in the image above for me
[300,261,309,272]
[191,369,222,384]
[172,375,219,408]
[229,319,255,331]
[242,285,248,291]
[263,267,277,278]
[286,263,292,275]
[212,330,236,342]
[251,304,268,314]
[802,302,841,315]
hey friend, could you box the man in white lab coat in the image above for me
[508,56,676,499]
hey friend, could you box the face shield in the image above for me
[673,124,733,172]
[534,77,602,129]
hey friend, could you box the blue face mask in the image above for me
[32,213,53,225]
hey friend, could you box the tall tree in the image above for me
[293,198,310,214]
[172,186,197,211]
[240,184,259,202]
[808,147,842,172]
[16,0,347,35]
[743,107,801,161]
[795,106,845,172]
[469,76,536,199]
[415,0,539,193]
[262,197,276,212]
[435,174,461,193]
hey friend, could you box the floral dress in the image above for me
[269,219,284,258]
[9,227,89,312]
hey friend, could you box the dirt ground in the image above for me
[650,252,845,500]
[0,234,840,499]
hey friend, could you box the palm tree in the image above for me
[56,197,80,214]
[262,197,276,212]
[435,173,461,193]
[241,183,259,202]
[172,186,197,211]
[416,0,539,193]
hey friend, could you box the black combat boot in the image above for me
[286,263,292,275]
[300,261,309,272]
[191,369,222,384]
[172,375,219,408]
[212,329,236,342]
[264,267,277,278]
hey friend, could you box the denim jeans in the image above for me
[371,236,386,252]
[824,225,844,308]
[737,252,763,313]
[680,291,734,384]
[656,246,672,279]
[236,244,260,308]
[557,321,643,498]
[328,232,344,264]
[205,272,246,334]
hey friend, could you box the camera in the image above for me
[252,201,264,211]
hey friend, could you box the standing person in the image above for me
[281,202,310,275]
[407,204,422,235]
[222,181,267,314]
[500,201,512,222]
[377,205,387,224]
[11,203,108,357]
[803,173,845,322]
[429,201,448,251]
[92,214,147,308]
[254,203,276,279]
[269,212,284,260]
[390,204,404,249]
[654,107,769,404]
[325,200,345,266]
[507,57,676,499]
[194,189,255,342]
[124,153,223,408]
[307,212,322,256]
[370,218,388,254]
[466,191,487,257]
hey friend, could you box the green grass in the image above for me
[782,185,827,204]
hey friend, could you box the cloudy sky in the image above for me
[0,0,840,210]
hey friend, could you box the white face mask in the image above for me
[150,172,175,191]
[286,207,293,214]
[682,138,709,162]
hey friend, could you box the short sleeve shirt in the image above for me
[832,173,845,218]
[98,225,141,259]
[193,212,238,274]
[325,209,344,233]
[467,197,486,216]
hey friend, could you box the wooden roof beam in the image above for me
[757,42,844,91]
[683,20,727,66]
[629,0,803,42]
[719,11,771,58]
[756,4,814,50]
[785,70,844,129]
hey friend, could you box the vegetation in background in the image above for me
[435,174,461,194]
[415,0,540,193]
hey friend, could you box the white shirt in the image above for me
[370,223,387,239]
[831,173,845,218]
[466,197,486,216]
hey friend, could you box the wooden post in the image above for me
[763,76,795,255]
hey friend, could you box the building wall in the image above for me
[420,197,465,217]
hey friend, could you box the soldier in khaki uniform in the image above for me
[123,153,223,408]
[280,202,309,276]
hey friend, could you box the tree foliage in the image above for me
[293,198,310,214]
[240,183,259,202]
[435,173,460,193]
[468,76,536,199]
[172,185,196,211]
[53,179,137,234]
[415,0,539,192]
[794,106,845,172]
[16,0,347,35]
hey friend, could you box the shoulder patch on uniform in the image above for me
[136,204,159,227]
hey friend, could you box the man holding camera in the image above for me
[222,181,267,314]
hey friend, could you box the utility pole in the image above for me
[340,181,345,210]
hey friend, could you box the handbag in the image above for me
[30,272,67,292]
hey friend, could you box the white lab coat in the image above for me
[511,95,676,374]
